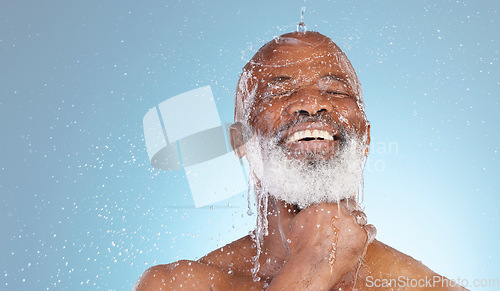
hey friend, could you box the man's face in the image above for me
[242,32,369,160]
[236,32,370,207]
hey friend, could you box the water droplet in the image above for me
[353,211,367,225]
[297,7,307,33]
[297,22,307,33]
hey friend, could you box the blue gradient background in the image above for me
[1,0,498,290]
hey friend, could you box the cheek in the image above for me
[250,101,288,135]
[333,102,368,134]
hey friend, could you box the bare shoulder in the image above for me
[198,235,255,275]
[134,259,262,290]
[134,236,259,291]
[134,261,191,290]
[366,240,431,272]
[361,240,468,290]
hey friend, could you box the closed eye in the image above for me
[326,91,348,97]
[320,75,351,98]
[269,90,295,98]
[265,76,296,98]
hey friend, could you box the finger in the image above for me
[351,210,368,226]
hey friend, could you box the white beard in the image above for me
[245,133,367,209]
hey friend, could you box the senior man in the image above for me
[135,31,466,290]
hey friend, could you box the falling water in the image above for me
[250,186,269,282]
[297,7,307,33]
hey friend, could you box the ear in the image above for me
[229,122,246,158]
[364,124,371,157]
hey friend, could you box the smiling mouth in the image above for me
[285,129,334,144]
[279,125,342,154]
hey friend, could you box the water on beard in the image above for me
[250,134,367,209]
[244,131,368,281]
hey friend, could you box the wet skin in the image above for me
[135,32,468,290]
[239,31,369,161]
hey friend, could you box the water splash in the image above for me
[297,7,307,33]
[254,187,269,280]
[247,179,255,216]
[249,179,270,282]
[277,207,291,258]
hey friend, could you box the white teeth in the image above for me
[285,130,334,144]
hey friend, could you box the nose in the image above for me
[285,90,334,116]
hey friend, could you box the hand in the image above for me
[268,200,376,290]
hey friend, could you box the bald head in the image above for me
[235,31,363,124]
[248,31,346,68]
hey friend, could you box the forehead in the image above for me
[248,36,353,80]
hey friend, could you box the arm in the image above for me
[265,203,467,291]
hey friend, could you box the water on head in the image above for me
[235,31,366,125]
[236,32,369,205]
